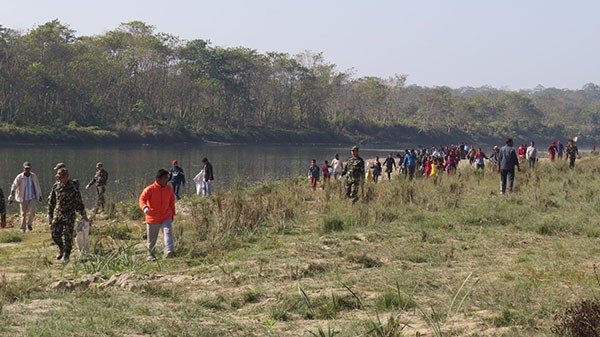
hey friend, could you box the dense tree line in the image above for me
[1,20,599,144]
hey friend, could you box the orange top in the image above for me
[138,181,176,224]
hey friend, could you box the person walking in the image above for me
[48,168,88,262]
[85,162,109,213]
[341,146,365,203]
[498,138,520,194]
[139,169,176,261]
[201,158,214,196]
[565,139,579,169]
[402,149,417,180]
[557,140,565,160]
[8,162,42,233]
[383,153,396,181]
[331,154,342,180]
[321,160,332,189]
[308,159,320,191]
[526,141,537,169]
[548,141,557,161]
[372,156,382,183]
[169,160,186,200]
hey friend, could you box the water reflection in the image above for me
[0,144,395,210]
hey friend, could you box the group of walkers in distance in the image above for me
[309,138,584,201]
[0,157,215,263]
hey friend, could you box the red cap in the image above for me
[172,160,178,165]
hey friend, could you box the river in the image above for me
[0,143,399,211]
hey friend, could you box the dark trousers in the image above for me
[172,182,182,200]
[500,169,515,194]
[528,158,536,169]
[569,157,575,169]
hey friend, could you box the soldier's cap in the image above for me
[53,162,66,171]
[55,168,69,178]
[351,146,359,151]
[96,162,103,167]
[22,161,32,168]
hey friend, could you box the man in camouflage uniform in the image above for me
[85,162,109,212]
[48,168,88,262]
[341,146,365,203]
[565,139,579,169]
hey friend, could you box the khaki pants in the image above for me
[19,199,37,230]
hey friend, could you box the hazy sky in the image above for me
[3,0,599,90]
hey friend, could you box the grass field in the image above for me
[1,155,600,336]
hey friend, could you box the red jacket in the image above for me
[139,181,176,224]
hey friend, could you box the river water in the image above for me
[0,143,398,211]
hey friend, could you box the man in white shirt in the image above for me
[9,162,42,233]
[526,141,537,169]
[331,153,342,180]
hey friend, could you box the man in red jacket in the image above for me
[139,169,176,261]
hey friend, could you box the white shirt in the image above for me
[526,146,537,159]
[331,157,342,174]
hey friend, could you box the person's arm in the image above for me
[8,176,18,202]
[74,189,88,221]
[169,188,176,219]
[48,188,56,224]
[139,186,151,214]
[85,177,96,189]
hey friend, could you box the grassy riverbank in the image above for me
[1,156,600,336]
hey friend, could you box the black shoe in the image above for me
[55,251,63,260]
[27,225,33,231]
[63,255,70,263]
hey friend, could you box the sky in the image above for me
[2,0,599,90]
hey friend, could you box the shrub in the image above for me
[0,232,22,243]
[553,298,600,337]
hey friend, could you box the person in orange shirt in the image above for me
[139,169,176,261]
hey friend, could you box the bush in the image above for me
[0,232,22,243]
[553,298,600,336]
[322,215,345,232]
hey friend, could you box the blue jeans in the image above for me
[146,219,174,258]
[500,169,515,194]
[172,182,182,200]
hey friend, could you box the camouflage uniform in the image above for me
[0,188,6,227]
[48,179,87,259]
[342,154,365,203]
[565,144,578,169]
[87,167,108,211]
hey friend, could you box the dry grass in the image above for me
[1,156,600,336]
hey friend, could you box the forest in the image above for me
[1,20,600,145]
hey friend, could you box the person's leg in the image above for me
[500,170,507,194]
[96,186,106,211]
[570,157,575,169]
[51,220,64,258]
[508,169,515,193]
[206,180,212,196]
[146,223,161,260]
[345,180,352,198]
[26,200,36,230]
[173,183,181,199]
[350,181,360,203]
[19,200,29,231]
[63,221,75,261]
[161,219,174,256]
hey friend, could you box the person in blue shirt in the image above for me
[169,160,186,200]
[402,150,417,180]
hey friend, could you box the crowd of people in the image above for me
[0,158,215,263]
[308,138,583,200]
